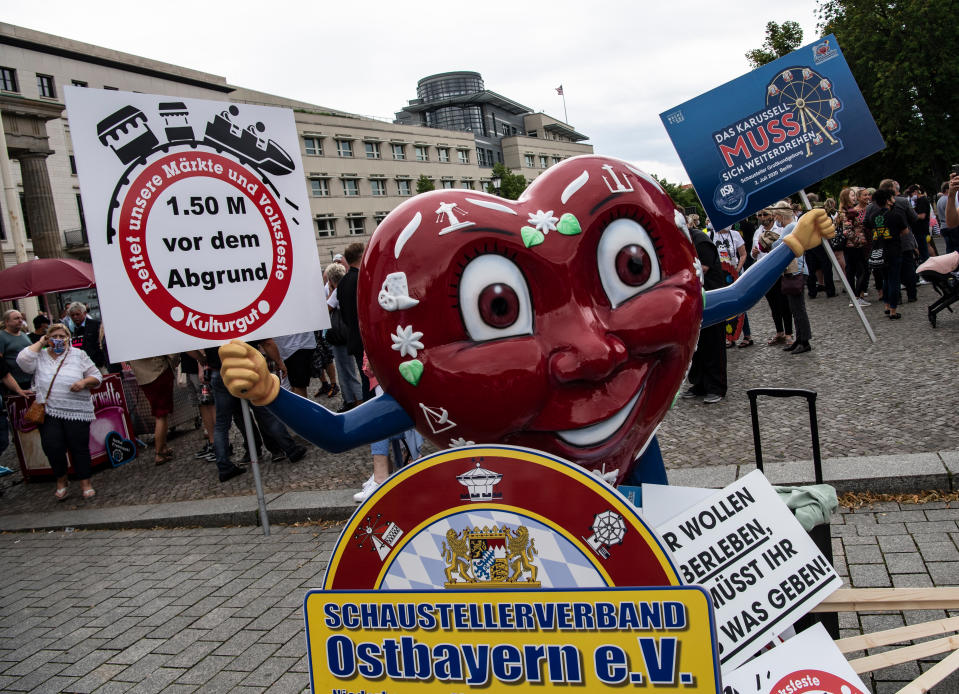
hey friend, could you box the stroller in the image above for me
[917,251,959,327]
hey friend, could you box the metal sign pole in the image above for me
[240,399,271,536]
[798,190,876,343]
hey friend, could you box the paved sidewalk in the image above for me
[1,500,956,693]
[0,448,956,532]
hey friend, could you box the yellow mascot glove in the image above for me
[218,340,280,406]
[783,208,836,256]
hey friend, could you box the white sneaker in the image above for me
[918,278,929,286]
[353,475,380,503]
[857,297,871,307]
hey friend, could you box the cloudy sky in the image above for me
[6,0,821,183]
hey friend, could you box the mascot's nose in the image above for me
[549,328,628,384]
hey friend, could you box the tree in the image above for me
[415,175,435,194]
[815,0,959,194]
[653,175,705,221]
[745,21,804,67]
[490,163,528,200]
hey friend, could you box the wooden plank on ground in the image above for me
[895,648,959,694]
[835,616,959,654]
[813,588,959,613]
[847,634,959,674]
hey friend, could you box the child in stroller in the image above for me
[917,251,959,327]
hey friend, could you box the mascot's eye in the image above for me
[459,254,533,341]
[615,245,652,286]
[598,218,661,308]
[478,284,520,328]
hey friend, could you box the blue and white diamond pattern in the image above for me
[380,509,606,590]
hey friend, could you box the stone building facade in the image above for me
[0,24,593,270]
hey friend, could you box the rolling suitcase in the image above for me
[747,387,839,639]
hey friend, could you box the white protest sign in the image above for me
[655,470,841,672]
[723,623,869,694]
[641,483,716,526]
[65,87,327,361]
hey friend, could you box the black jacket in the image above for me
[336,266,364,357]
[72,317,106,368]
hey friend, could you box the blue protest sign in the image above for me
[660,34,884,228]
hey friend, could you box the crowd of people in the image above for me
[2,174,955,503]
[681,173,959,404]
[0,240,411,505]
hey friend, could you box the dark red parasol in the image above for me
[0,258,96,301]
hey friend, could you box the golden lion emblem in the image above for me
[441,528,475,584]
[442,524,541,588]
[505,525,538,582]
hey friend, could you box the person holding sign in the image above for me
[17,324,102,500]
[218,156,834,487]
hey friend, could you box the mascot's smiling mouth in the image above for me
[555,390,642,447]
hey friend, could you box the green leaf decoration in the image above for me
[521,226,545,248]
[557,213,582,236]
[398,359,423,386]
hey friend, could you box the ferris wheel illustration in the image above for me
[584,509,627,559]
[766,66,842,157]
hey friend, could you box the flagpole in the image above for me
[556,85,568,124]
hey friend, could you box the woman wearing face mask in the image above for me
[17,323,102,500]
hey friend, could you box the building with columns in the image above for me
[0,23,593,296]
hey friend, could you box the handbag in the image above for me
[829,227,847,250]
[781,273,805,296]
[24,352,68,425]
[868,245,885,269]
[757,228,780,253]
[23,401,46,425]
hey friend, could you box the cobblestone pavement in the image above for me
[831,499,959,693]
[661,275,959,470]
[1,267,956,515]
[0,501,956,693]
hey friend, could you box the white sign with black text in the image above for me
[65,87,327,361]
[655,470,841,673]
[722,623,869,694]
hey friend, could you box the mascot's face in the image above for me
[358,155,701,484]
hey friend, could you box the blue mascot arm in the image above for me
[623,434,667,487]
[702,243,793,328]
[266,389,415,453]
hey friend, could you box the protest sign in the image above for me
[723,623,869,694]
[323,445,680,591]
[64,87,327,361]
[655,470,841,672]
[640,482,715,526]
[305,587,720,693]
[660,34,884,229]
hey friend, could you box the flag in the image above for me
[555,85,564,96]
